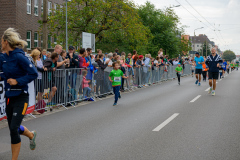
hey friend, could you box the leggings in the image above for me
[202,71,207,80]
[6,92,29,144]
[176,73,181,82]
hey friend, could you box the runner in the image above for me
[0,28,38,160]
[206,48,222,96]
[194,52,204,86]
[222,59,227,78]
[109,62,128,106]
[175,63,183,85]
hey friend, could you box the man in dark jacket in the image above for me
[66,46,79,68]
[43,52,58,105]
[206,48,222,96]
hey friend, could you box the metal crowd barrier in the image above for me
[33,64,192,114]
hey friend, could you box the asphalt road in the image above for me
[0,71,240,160]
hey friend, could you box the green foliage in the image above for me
[137,2,189,58]
[39,0,190,56]
[44,0,150,53]
[199,42,211,57]
[222,50,236,62]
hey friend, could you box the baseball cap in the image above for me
[195,52,199,55]
[69,46,75,50]
[139,55,143,59]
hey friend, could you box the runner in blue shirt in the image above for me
[194,52,204,86]
[222,59,227,78]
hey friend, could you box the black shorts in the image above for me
[195,69,202,74]
[208,72,219,80]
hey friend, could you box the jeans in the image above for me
[83,87,91,98]
[113,86,121,103]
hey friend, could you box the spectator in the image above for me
[104,53,113,94]
[82,70,91,99]
[85,48,92,63]
[61,50,69,68]
[121,52,126,56]
[47,52,51,58]
[30,49,47,115]
[112,53,117,62]
[152,57,160,83]
[95,53,110,98]
[158,48,163,58]
[143,54,151,85]
[95,49,102,58]
[43,52,58,110]
[115,48,120,56]
[126,53,135,86]
[67,46,79,68]
[42,49,47,60]
[54,45,69,104]
[173,59,179,65]
[82,50,90,68]
[136,55,144,88]
[76,48,87,99]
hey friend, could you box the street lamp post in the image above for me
[165,5,181,16]
[193,27,204,52]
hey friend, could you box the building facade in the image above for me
[190,34,215,53]
[0,0,63,51]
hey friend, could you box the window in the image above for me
[41,0,43,13]
[41,35,43,47]
[197,45,199,47]
[54,36,57,45]
[34,32,38,47]
[54,3,57,13]
[27,0,31,14]
[48,1,52,15]
[192,45,194,47]
[48,35,51,48]
[34,0,38,16]
[27,31,31,49]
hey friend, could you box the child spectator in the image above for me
[82,70,91,100]
[191,62,195,77]
[175,63,183,85]
[109,62,128,106]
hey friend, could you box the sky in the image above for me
[132,0,240,54]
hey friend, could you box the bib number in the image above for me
[114,77,121,82]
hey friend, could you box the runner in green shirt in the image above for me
[175,63,183,85]
[109,62,128,106]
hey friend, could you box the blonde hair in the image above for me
[2,28,28,49]
[30,49,40,65]
[54,44,62,49]
[145,54,151,58]
[121,55,125,63]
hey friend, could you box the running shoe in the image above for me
[113,103,117,106]
[212,91,215,96]
[119,94,121,99]
[195,80,198,84]
[208,88,212,94]
[30,131,37,150]
[178,82,180,85]
[198,82,201,86]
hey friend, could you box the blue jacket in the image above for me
[0,48,38,98]
[206,54,223,72]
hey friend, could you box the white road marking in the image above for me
[216,82,218,84]
[205,87,210,91]
[153,113,179,132]
[219,79,222,81]
[190,95,201,103]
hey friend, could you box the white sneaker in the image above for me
[212,91,215,96]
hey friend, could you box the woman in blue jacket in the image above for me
[0,28,38,160]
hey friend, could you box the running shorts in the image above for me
[208,72,219,80]
[195,69,202,74]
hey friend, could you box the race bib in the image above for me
[114,77,121,82]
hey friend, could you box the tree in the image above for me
[40,0,150,53]
[222,50,236,62]
[137,2,189,58]
[199,42,211,57]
